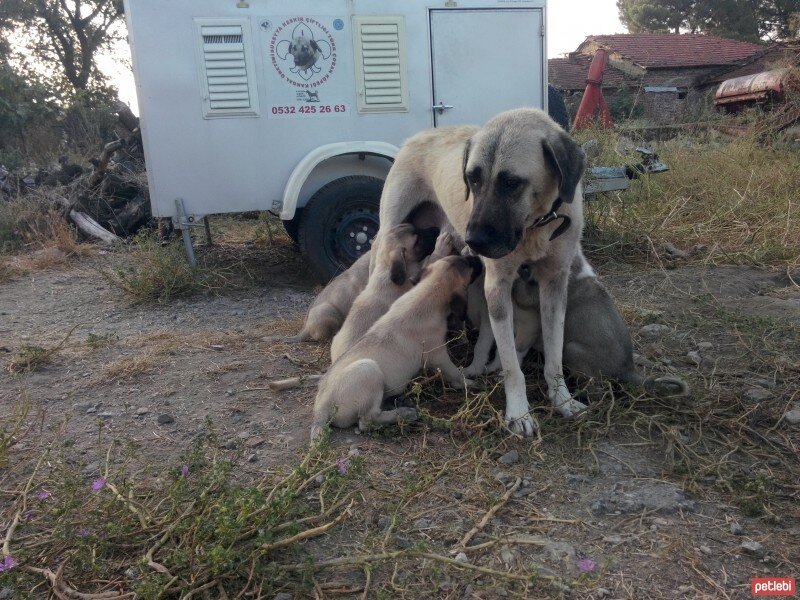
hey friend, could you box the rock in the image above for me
[377,515,391,531]
[745,388,773,401]
[246,454,258,463]
[245,436,265,448]
[97,411,116,418]
[135,407,149,416]
[494,471,512,485]
[237,431,251,440]
[596,588,612,599]
[496,586,508,597]
[124,567,137,579]
[591,481,696,515]
[544,540,575,563]
[498,449,520,466]
[454,552,469,564]
[453,491,464,500]
[86,407,97,414]
[273,594,292,600]
[730,522,744,535]
[81,461,101,475]
[678,585,693,594]
[699,545,712,555]
[413,518,432,530]
[0,588,13,599]
[783,409,800,425]
[157,414,175,425]
[686,351,702,366]
[663,242,688,258]
[500,545,518,567]
[639,324,670,339]
[602,534,624,544]
[741,541,765,557]
[697,341,713,351]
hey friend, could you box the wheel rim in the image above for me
[327,204,379,269]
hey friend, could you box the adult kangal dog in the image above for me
[379,108,587,436]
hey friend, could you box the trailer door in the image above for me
[429,8,544,127]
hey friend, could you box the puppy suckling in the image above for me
[311,255,483,439]
[329,224,439,362]
[286,251,371,343]
[498,254,689,397]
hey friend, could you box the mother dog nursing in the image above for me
[378,108,588,437]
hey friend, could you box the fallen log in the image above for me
[54,197,122,246]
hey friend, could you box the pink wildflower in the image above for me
[91,477,106,491]
[578,558,596,573]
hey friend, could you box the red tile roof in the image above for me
[548,54,642,91]
[579,34,765,69]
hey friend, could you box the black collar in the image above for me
[530,197,572,241]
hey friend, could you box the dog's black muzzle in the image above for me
[464,224,520,259]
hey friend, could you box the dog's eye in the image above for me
[497,173,523,193]
[466,169,481,186]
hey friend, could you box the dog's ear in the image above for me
[542,131,586,204]
[449,293,468,322]
[310,39,321,53]
[389,248,407,285]
[465,255,483,284]
[462,137,472,202]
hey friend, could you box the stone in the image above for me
[678,585,693,594]
[602,534,624,545]
[413,518,432,530]
[0,588,13,599]
[494,471,512,485]
[697,341,713,351]
[500,545,518,567]
[135,407,149,416]
[745,388,773,402]
[699,545,712,555]
[686,351,702,366]
[741,541,766,557]
[566,473,592,486]
[783,409,800,425]
[246,454,258,463]
[596,588,612,599]
[590,481,696,515]
[97,411,116,418]
[498,449,520,465]
[273,594,292,600]
[124,567,137,579]
[638,324,670,339]
[245,436,265,448]
[377,515,391,531]
[157,414,175,425]
[730,522,744,535]
[454,552,469,564]
[82,461,101,475]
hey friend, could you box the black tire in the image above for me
[548,84,571,131]
[298,176,383,283]
[282,208,302,243]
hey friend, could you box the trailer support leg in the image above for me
[203,216,213,246]
[174,198,197,269]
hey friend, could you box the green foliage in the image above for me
[101,232,231,303]
[616,0,798,41]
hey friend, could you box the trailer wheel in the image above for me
[548,84,571,131]
[298,176,383,282]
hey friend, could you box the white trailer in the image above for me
[124,0,551,280]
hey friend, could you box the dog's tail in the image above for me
[619,371,690,398]
[264,305,343,345]
[643,375,690,398]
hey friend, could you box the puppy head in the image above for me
[289,34,319,67]
[377,223,418,285]
[463,109,586,259]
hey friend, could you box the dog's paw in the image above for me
[463,362,486,378]
[505,411,539,437]
[550,386,587,419]
[396,407,419,422]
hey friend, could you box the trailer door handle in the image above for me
[432,101,454,114]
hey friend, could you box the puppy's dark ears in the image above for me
[449,293,468,323]
[542,132,586,204]
[389,248,407,286]
[310,39,321,52]
[465,255,483,284]
[462,137,472,202]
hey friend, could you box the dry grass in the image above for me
[577,128,800,268]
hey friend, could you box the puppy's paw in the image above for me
[432,231,454,258]
[505,412,539,437]
[396,407,419,422]
[549,385,587,419]
[463,362,486,378]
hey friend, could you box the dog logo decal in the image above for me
[274,22,332,81]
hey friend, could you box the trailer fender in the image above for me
[279,142,399,221]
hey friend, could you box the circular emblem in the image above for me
[333,19,344,31]
[270,18,337,88]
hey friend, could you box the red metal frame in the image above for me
[573,49,614,130]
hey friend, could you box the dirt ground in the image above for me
[1,240,798,599]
